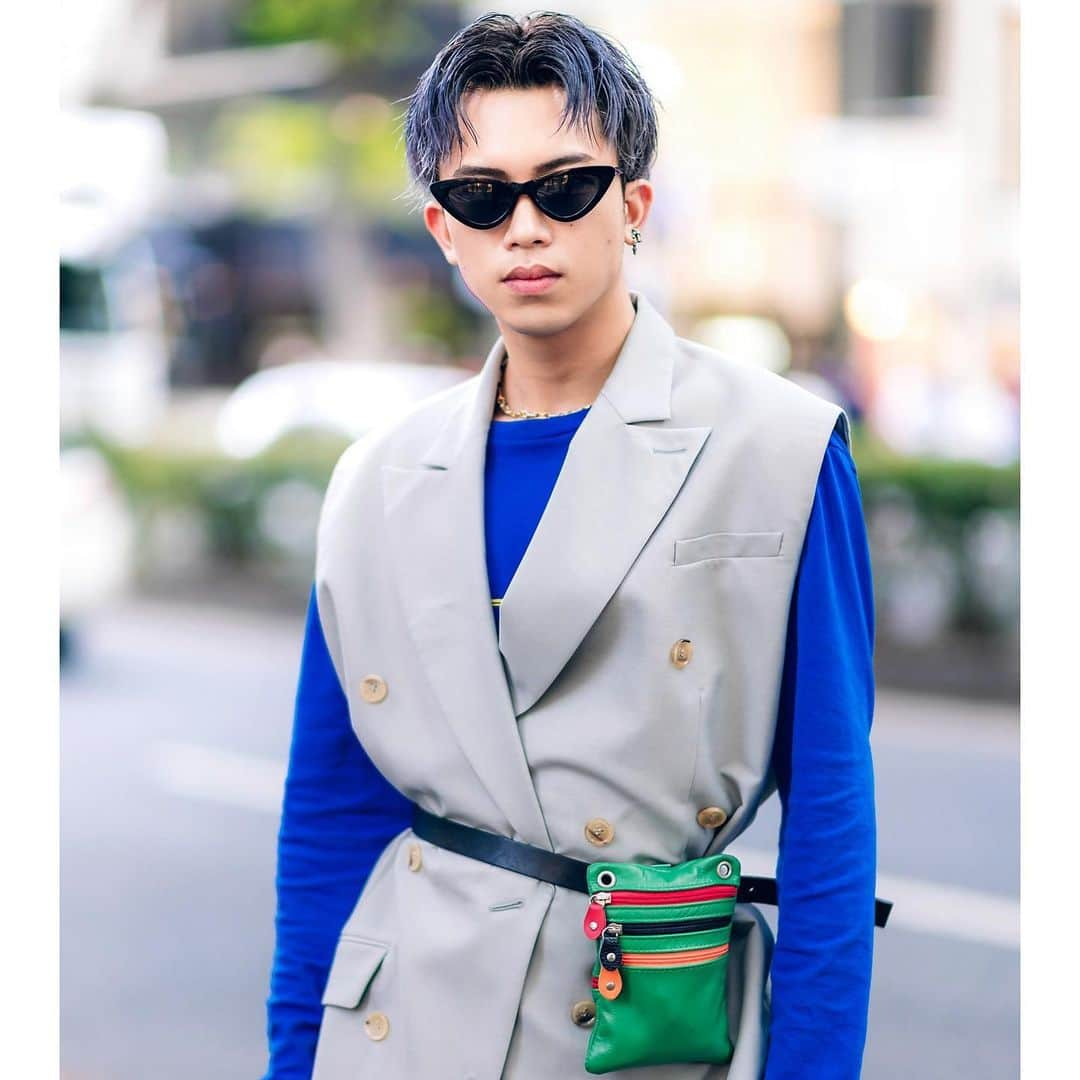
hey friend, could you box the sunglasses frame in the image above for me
[429,164,624,230]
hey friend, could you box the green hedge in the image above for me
[851,427,1019,515]
[83,424,1019,637]
[87,430,350,563]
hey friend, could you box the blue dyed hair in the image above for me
[397,10,661,213]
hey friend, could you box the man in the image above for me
[264,12,882,1080]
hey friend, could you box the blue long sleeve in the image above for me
[263,414,876,1078]
[764,424,878,1080]
[262,584,415,1080]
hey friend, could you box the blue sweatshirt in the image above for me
[262,409,877,1080]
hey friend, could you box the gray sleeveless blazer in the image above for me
[310,290,848,1079]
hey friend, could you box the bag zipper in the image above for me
[615,913,732,935]
[593,921,731,1001]
[583,884,737,940]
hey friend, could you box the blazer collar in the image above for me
[419,288,678,469]
[381,290,712,848]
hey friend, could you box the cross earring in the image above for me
[630,227,642,255]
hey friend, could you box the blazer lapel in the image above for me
[496,293,712,716]
[380,345,553,849]
[380,291,711,848]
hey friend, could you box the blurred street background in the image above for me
[59,1,1020,1077]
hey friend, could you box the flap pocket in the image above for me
[673,530,784,565]
[321,935,389,1009]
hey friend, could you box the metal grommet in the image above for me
[596,869,616,889]
[717,861,732,879]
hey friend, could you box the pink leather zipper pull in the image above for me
[583,894,610,940]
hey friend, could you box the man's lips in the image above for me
[503,272,562,294]
[503,266,561,280]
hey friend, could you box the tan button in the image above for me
[570,999,596,1027]
[697,806,728,829]
[359,675,388,703]
[363,1011,390,1040]
[585,818,615,846]
[407,842,423,871]
[670,639,694,667]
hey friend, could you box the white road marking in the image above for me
[150,741,1019,951]
[728,845,1019,951]
[149,740,286,814]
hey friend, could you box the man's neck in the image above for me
[492,288,637,420]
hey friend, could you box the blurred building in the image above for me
[66,0,1019,461]
[801,0,1020,463]
[514,0,1020,462]
[63,0,469,386]
[59,0,1020,676]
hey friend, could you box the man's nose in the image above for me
[503,193,552,243]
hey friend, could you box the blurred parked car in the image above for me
[215,358,473,459]
[60,244,170,446]
[60,106,171,446]
[59,445,136,665]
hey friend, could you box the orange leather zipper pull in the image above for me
[597,967,622,1000]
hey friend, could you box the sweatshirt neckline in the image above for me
[487,406,591,442]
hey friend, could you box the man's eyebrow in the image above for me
[449,153,596,180]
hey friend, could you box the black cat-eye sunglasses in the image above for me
[430,164,624,230]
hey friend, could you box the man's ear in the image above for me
[623,177,654,234]
[423,201,458,265]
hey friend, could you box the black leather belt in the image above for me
[412,805,892,928]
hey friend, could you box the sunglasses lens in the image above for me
[441,180,514,227]
[533,169,606,220]
[434,167,615,227]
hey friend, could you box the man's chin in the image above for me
[496,301,584,338]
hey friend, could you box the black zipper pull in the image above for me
[596,924,623,1000]
[599,924,623,971]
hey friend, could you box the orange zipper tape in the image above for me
[620,942,729,967]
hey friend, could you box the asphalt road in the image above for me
[60,599,1019,1079]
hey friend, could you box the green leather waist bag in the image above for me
[580,852,741,1075]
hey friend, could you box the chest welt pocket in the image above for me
[321,935,389,1008]
[673,530,784,566]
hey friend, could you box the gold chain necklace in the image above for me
[494,355,593,419]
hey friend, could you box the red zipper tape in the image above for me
[584,883,738,940]
[607,885,738,905]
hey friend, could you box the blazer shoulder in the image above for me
[318,370,478,528]
[672,335,850,447]
[329,371,477,475]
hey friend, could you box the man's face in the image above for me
[423,85,651,335]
